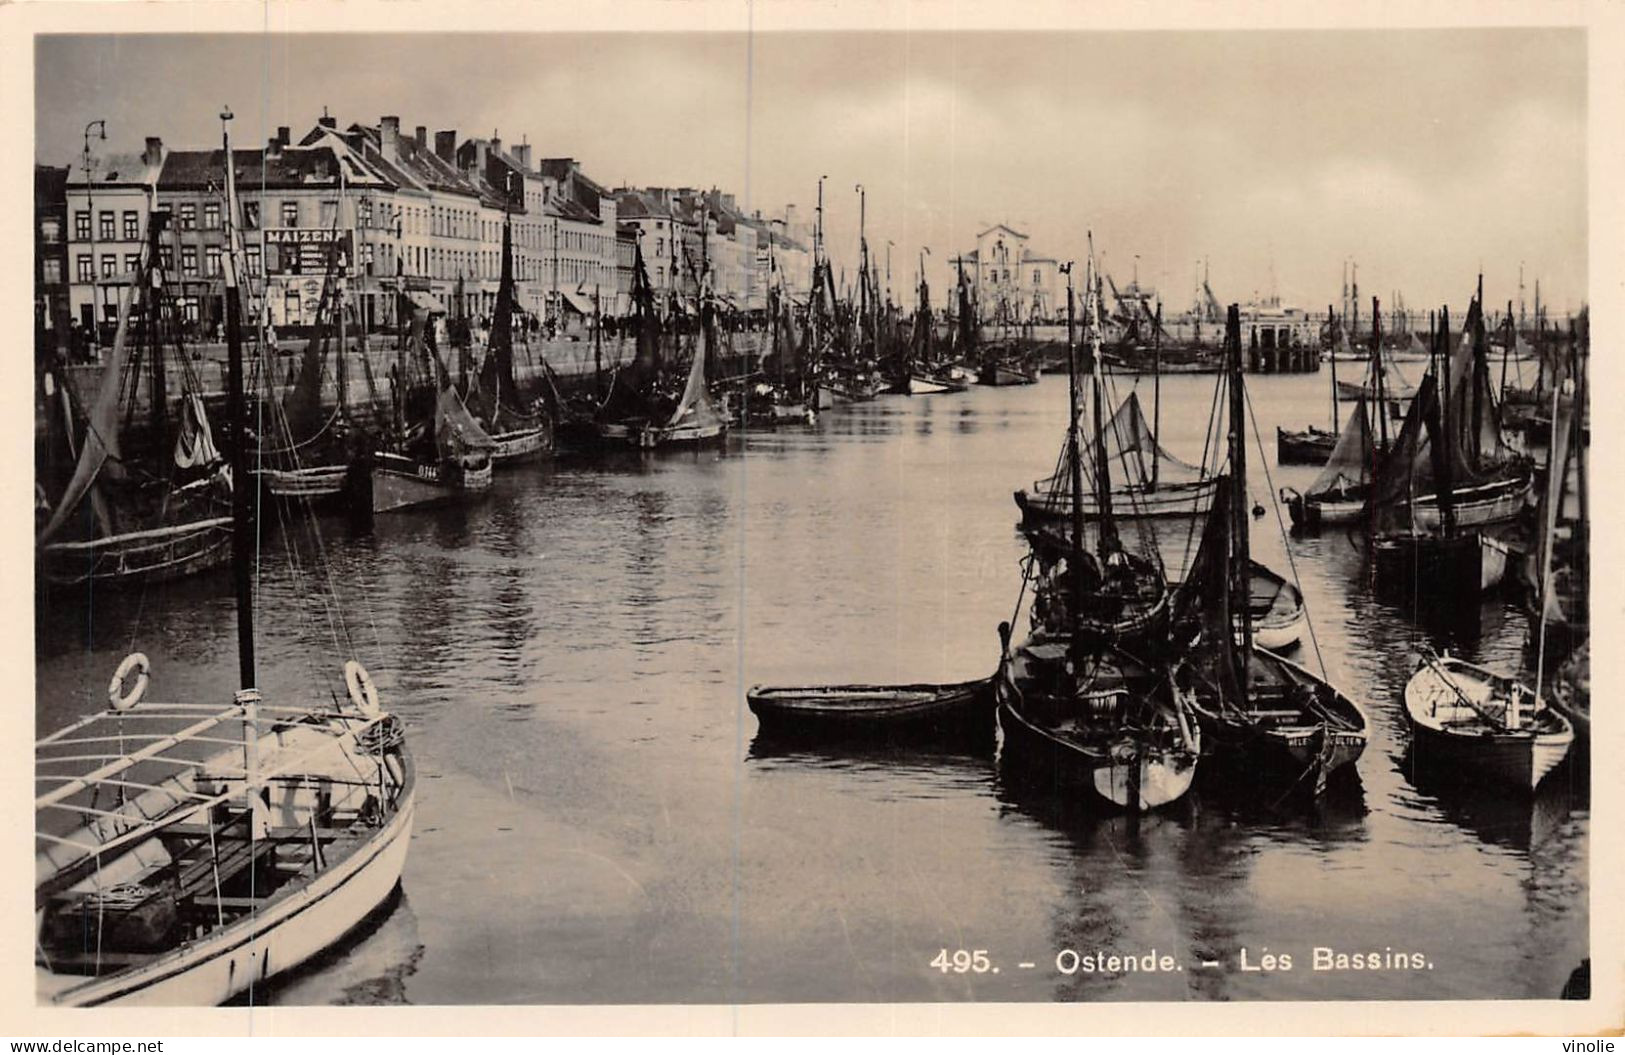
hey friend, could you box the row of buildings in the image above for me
[35,108,1065,359]
[34,111,831,357]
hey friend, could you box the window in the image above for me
[245,245,261,275]
[101,255,117,278]
[205,246,221,277]
[1034,269,1041,285]
[74,211,91,241]
[182,298,199,323]
[204,203,221,230]
[320,201,336,229]
[242,201,260,230]
[358,197,372,228]
[159,245,174,271]
[41,216,63,243]
[181,246,198,276]
[42,258,63,284]
[281,201,298,228]
[179,203,196,230]
[76,255,93,282]
[362,243,375,274]
[104,302,119,322]
[124,253,140,274]
[123,211,140,241]
[98,211,115,240]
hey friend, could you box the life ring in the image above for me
[108,652,150,712]
[344,660,381,718]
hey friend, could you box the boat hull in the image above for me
[1275,427,1336,466]
[1403,659,1573,792]
[371,454,493,514]
[38,517,234,589]
[1403,477,1533,532]
[1374,531,1510,598]
[1016,476,1218,522]
[995,689,1197,812]
[489,425,552,465]
[1190,649,1368,791]
[747,678,994,744]
[632,420,728,450]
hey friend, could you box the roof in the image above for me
[69,150,162,188]
[976,223,1028,240]
[347,123,481,201]
[158,145,345,192]
[1020,249,1056,264]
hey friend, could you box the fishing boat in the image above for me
[996,253,1199,812]
[1176,307,1368,796]
[37,208,233,589]
[1015,390,1218,523]
[1278,324,1346,465]
[1403,653,1572,791]
[35,110,414,1007]
[470,200,554,466]
[746,678,993,743]
[1245,563,1307,650]
[1275,425,1338,465]
[1372,289,1534,598]
[370,310,496,514]
[742,244,815,428]
[255,179,372,507]
[1281,393,1380,529]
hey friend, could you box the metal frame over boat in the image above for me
[36,688,415,1006]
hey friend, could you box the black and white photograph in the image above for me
[15,1,1620,1034]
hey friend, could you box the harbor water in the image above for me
[35,369,1588,1004]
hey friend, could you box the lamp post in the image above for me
[82,119,107,343]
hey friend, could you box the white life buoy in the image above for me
[344,659,381,718]
[108,652,150,712]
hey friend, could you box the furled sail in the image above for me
[37,284,138,544]
[1034,390,1207,497]
[1306,395,1375,497]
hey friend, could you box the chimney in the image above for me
[512,143,532,170]
[266,136,281,158]
[474,139,489,172]
[415,125,427,151]
[380,116,400,161]
[435,130,457,163]
[143,136,163,168]
[491,136,503,159]
[277,126,290,148]
[318,113,336,130]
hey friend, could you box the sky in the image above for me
[35,29,1587,315]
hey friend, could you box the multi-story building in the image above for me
[614,188,685,305]
[534,158,618,329]
[951,223,1061,323]
[63,138,165,343]
[35,165,72,359]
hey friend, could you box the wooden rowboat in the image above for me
[747,677,994,743]
[1403,654,1573,791]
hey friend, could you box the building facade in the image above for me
[951,223,1061,324]
[35,165,72,359]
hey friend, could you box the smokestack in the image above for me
[380,115,400,161]
[143,136,164,167]
[415,125,427,152]
[435,130,457,163]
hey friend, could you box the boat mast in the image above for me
[1151,301,1163,491]
[1088,242,1117,552]
[337,158,350,415]
[1328,304,1339,438]
[1436,306,1458,539]
[1226,304,1252,671]
[1373,297,1389,455]
[220,107,255,691]
[1472,276,1487,446]
[1063,261,1086,656]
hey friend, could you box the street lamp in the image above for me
[82,119,107,343]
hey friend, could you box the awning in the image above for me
[559,288,597,316]
[406,289,448,314]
